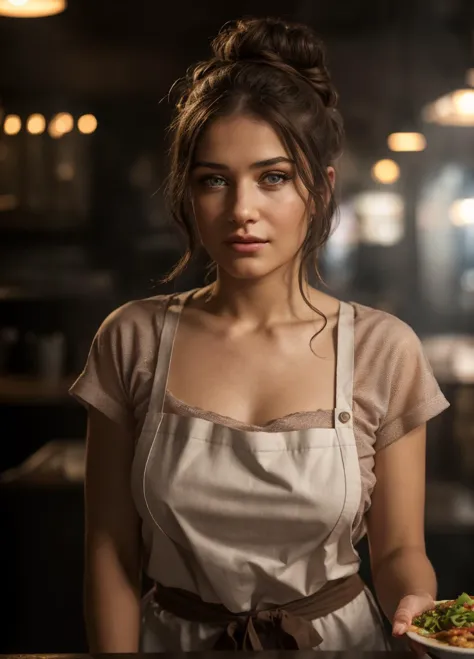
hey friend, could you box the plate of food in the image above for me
[407,593,474,656]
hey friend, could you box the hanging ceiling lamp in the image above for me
[0,0,66,17]
[422,88,474,127]
[422,29,474,127]
[387,132,427,152]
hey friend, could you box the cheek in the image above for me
[272,197,308,241]
[192,195,223,235]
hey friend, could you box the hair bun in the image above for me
[211,17,337,108]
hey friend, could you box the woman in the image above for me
[71,17,449,652]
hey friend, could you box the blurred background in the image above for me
[0,0,473,652]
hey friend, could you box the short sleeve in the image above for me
[69,303,136,428]
[375,322,449,451]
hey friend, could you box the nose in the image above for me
[228,181,259,225]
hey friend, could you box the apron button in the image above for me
[338,411,351,424]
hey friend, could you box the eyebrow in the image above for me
[191,156,294,171]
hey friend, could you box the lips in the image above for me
[225,240,268,254]
[226,235,268,244]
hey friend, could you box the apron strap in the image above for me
[335,301,355,427]
[131,289,196,524]
[140,289,196,437]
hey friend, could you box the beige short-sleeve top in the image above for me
[70,292,449,544]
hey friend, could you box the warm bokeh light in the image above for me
[452,90,474,115]
[48,120,62,139]
[48,112,73,138]
[77,114,97,134]
[433,97,452,119]
[450,198,474,227]
[56,162,75,181]
[3,114,21,135]
[423,89,474,126]
[56,112,73,133]
[48,125,61,138]
[27,113,46,135]
[0,0,66,17]
[371,159,400,184]
[387,132,426,152]
[354,191,405,246]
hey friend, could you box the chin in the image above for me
[217,260,281,281]
[222,266,268,280]
[209,246,294,282]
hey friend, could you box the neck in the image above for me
[202,265,322,328]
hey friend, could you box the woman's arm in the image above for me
[84,407,142,652]
[366,424,436,630]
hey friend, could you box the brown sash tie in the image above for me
[153,572,365,650]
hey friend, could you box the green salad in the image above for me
[413,593,474,635]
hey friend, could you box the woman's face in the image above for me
[189,113,318,282]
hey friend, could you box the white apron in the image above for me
[131,291,390,651]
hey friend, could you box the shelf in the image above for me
[0,375,75,405]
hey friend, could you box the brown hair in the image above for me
[163,17,344,331]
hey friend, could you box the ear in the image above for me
[326,166,336,190]
[321,166,336,208]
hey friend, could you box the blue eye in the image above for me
[197,171,291,189]
[263,172,291,185]
[202,175,227,188]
